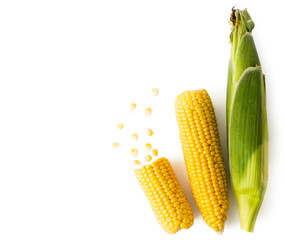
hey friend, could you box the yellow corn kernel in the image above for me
[131,148,138,157]
[116,123,124,129]
[175,89,229,232]
[147,129,153,136]
[134,160,141,165]
[145,155,152,162]
[152,149,158,157]
[145,108,152,116]
[152,88,159,96]
[134,157,194,233]
[145,143,152,151]
[130,103,136,112]
[131,133,138,141]
[112,142,120,148]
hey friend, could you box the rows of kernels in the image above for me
[134,158,194,234]
[175,89,229,232]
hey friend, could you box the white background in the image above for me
[0,0,286,239]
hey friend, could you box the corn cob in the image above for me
[134,157,194,234]
[227,8,268,232]
[175,89,229,232]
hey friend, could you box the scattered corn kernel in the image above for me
[152,149,158,157]
[112,142,120,148]
[145,155,152,162]
[117,123,124,129]
[134,160,141,165]
[130,103,136,112]
[131,148,138,157]
[147,129,153,136]
[152,88,159,96]
[131,133,138,141]
[145,108,152,116]
[145,143,152,151]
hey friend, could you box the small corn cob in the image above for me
[227,8,268,232]
[175,89,229,232]
[135,157,194,234]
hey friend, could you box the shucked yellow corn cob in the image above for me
[134,157,194,234]
[175,89,229,232]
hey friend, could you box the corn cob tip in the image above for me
[216,227,224,235]
[230,7,236,24]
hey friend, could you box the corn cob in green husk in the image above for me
[227,8,268,232]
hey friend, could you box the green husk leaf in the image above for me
[227,9,260,132]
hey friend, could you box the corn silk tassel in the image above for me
[227,8,268,232]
